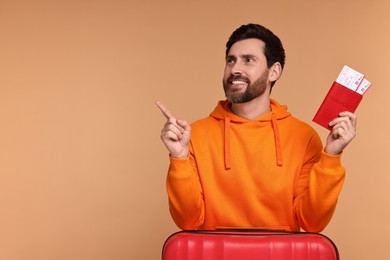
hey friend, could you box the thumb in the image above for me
[177,119,191,131]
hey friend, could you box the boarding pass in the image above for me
[336,65,372,94]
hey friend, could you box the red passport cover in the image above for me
[313,81,363,130]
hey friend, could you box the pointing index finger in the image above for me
[156,100,175,120]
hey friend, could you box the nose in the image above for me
[231,60,243,75]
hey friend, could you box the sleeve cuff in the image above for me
[168,155,193,177]
[317,149,345,174]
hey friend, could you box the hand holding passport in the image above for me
[313,65,372,130]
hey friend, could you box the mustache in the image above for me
[228,75,250,82]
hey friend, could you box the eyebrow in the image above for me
[226,54,257,60]
[226,55,236,60]
[241,54,257,60]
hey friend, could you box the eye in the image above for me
[226,56,236,64]
[245,57,255,63]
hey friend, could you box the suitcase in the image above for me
[162,230,339,260]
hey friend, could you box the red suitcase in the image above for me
[162,230,339,260]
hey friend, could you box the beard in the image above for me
[223,70,269,104]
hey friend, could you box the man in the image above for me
[156,23,356,232]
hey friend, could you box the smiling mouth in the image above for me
[229,79,249,90]
[231,80,248,86]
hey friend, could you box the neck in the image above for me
[230,95,271,120]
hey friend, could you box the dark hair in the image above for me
[225,23,286,70]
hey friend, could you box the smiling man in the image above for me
[224,39,272,103]
[157,23,357,232]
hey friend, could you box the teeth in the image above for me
[232,80,247,85]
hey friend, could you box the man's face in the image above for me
[223,38,271,103]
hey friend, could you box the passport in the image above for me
[312,65,371,130]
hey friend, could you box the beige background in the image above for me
[0,0,389,259]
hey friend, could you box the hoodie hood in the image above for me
[210,99,291,169]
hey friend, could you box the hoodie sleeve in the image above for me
[166,147,205,230]
[294,133,346,232]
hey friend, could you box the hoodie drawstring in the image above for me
[224,115,231,170]
[271,113,283,166]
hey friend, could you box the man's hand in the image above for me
[156,101,191,158]
[325,111,357,155]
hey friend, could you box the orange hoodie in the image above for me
[166,99,345,232]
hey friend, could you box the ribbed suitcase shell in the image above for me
[162,230,339,260]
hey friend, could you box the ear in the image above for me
[268,62,283,82]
